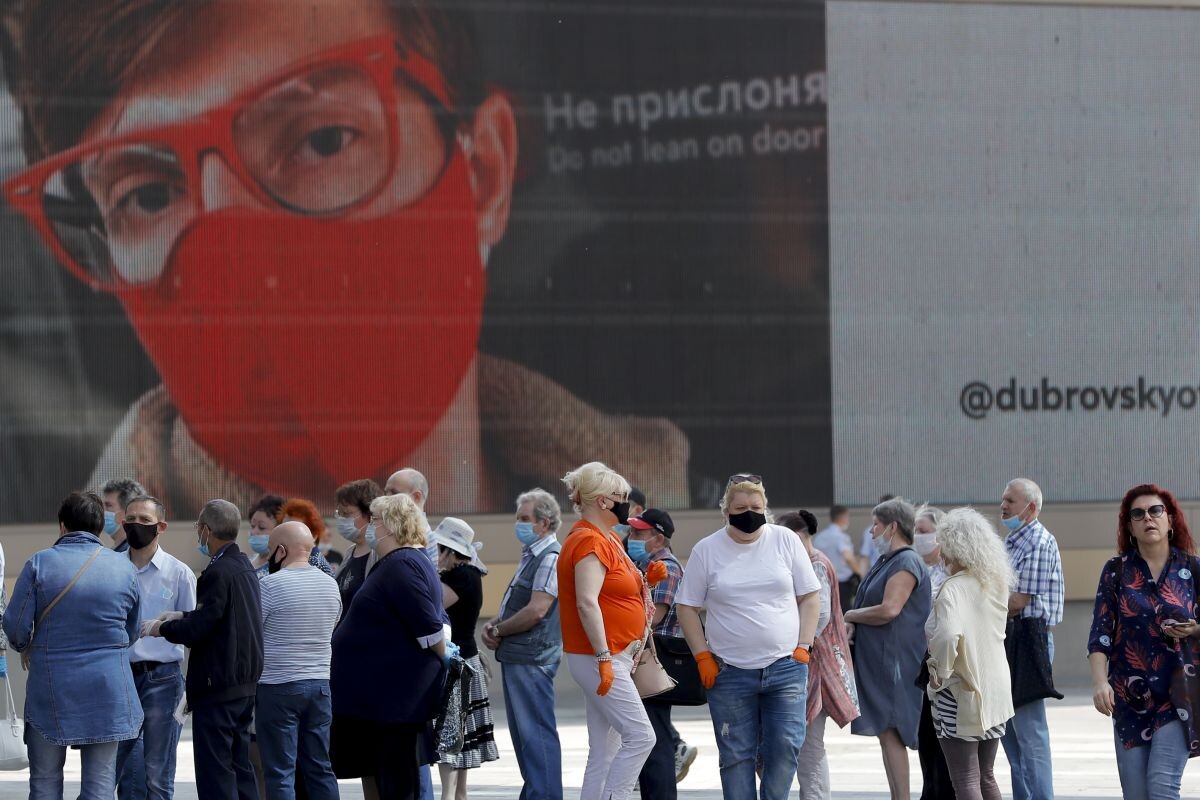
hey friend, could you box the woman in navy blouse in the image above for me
[1088,483,1200,800]
[330,491,448,799]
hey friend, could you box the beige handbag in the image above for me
[626,624,677,699]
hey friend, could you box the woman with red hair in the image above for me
[1088,484,1200,799]
[267,499,334,578]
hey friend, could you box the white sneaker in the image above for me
[674,743,698,783]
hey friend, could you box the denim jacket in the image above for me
[2,532,143,745]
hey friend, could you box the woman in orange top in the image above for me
[558,461,657,800]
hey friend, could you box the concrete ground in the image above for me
[0,688,1193,799]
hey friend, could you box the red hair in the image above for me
[1117,484,1193,555]
[278,498,327,544]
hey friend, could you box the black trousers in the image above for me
[918,691,957,800]
[192,696,258,800]
[638,701,677,800]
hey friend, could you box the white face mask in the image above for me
[913,532,938,556]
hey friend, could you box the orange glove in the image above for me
[696,650,719,689]
[793,645,811,664]
[645,560,668,585]
[596,659,614,696]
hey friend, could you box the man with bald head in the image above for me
[144,498,263,800]
[386,467,439,564]
[256,521,342,799]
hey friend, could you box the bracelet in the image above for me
[595,649,613,662]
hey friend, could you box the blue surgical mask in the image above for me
[1001,514,1024,532]
[626,538,648,564]
[1002,502,1029,531]
[335,516,360,542]
[197,539,210,558]
[364,522,378,550]
[613,523,632,538]
[103,511,119,537]
[249,534,269,555]
[515,522,539,547]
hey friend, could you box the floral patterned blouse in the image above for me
[1088,548,1200,755]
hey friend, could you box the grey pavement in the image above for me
[0,688,1193,798]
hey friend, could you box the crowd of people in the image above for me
[0,466,1197,800]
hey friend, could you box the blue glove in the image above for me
[0,653,8,677]
[443,639,460,666]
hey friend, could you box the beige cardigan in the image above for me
[925,572,1015,736]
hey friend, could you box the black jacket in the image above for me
[161,542,262,707]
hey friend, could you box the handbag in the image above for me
[1004,615,1064,708]
[647,634,706,706]
[0,675,27,771]
[433,655,475,758]
[627,632,676,699]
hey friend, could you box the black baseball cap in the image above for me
[629,508,674,538]
[629,487,647,509]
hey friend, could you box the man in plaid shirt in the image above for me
[626,509,696,798]
[999,477,1063,800]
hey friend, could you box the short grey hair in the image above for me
[1007,478,1043,511]
[873,497,916,543]
[125,494,167,522]
[102,477,146,510]
[516,488,562,532]
[914,504,944,529]
[199,499,241,541]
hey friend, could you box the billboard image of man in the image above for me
[0,0,690,517]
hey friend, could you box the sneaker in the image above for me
[674,742,698,783]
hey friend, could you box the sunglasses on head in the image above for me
[1130,504,1166,521]
[726,474,762,487]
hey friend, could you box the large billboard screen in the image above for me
[0,0,829,521]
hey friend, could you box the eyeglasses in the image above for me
[1130,504,1167,521]
[4,35,456,292]
[726,474,763,487]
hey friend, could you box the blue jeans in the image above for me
[26,724,119,800]
[116,662,184,800]
[255,680,339,800]
[1114,721,1189,800]
[502,661,563,800]
[706,655,808,800]
[1001,631,1055,800]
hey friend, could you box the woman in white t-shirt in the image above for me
[676,475,821,800]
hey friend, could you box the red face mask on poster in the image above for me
[5,37,485,496]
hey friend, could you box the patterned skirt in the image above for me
[931,687,1006,741]
[439,653,500,769]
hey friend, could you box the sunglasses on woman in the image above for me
[1129,504,1166,521]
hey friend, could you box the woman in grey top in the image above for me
[843,497,931,800]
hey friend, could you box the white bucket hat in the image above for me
[432,517,479,560]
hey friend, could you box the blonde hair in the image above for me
[369,493,427,548]
[935,507,1015,594]
[561,462,631,512]
[720,480,770,516]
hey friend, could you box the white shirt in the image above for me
[129,546,197,664]
[812,524,855,581]
[260,565,342,684]
[677,523,820,669]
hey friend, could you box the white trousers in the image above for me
[795,711,830,800]
[566,652,655,800]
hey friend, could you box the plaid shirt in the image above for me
[648,548,684,638]
[1005,518,1065,625]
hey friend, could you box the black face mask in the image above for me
[610,501,630,525]
[123,521,159,550]
[728,510,767,534]
[268,546,285,574]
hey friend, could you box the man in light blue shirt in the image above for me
[116,495,197,800]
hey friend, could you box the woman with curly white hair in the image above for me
[925,508,1016,800]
